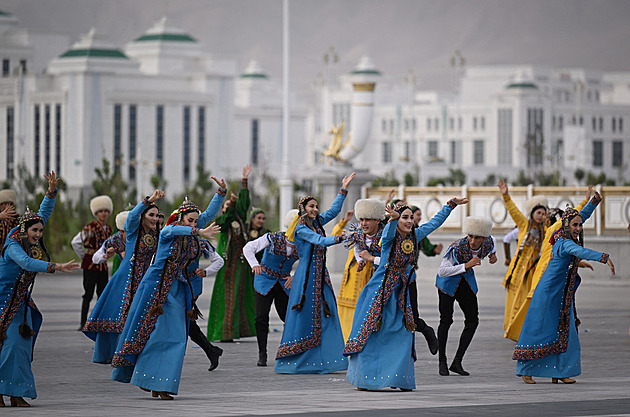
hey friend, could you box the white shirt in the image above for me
[353,233,381,266]
[438,237,497,277]
[202,250,224,276]
[71,232,85,259]
[503,227,519,244]
[242,233,295,268]
[92,243,109,265]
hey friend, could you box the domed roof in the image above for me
[133,17,196,43]
[59,28,128,59]
[240,60,268,79]
[351,56,381,76]
[506,81,539,90]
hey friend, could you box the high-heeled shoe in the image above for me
[522,375,536,384]
[152,391,173,400]
[10,396,30,407]
[552,377,576,384]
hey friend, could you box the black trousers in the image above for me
[81,269,109,326]
[188,319,216,354]
[408,280,429,333]
[255,282,289,354]
[437,278,479,363]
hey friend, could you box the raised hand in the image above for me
[195,268,207,277]
[451,197,469,205]
[0,205,18,221]
[211,176,227,190]
[593,189,601,201]
[465,257,481,270]
[148,189,165,202]
[44,171,61,193]
[585,185,593,201]
[384,205,399,220]
[385,189,397,206]
[489,253,498,264]
[433,243,443,255]
[243,164,252,179]
[343,210,354,222]
[498,179,508,195]
[200,222,221,239]
[341,172,356,189]
[104,247,116,260]
[56,260,80,273]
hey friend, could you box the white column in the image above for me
[279,0,293,219]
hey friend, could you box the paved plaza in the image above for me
[13,265,630,416]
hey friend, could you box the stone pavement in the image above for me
[11,268,630,416]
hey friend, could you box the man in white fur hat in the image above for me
[435,216,498,377]
[242,209,300,366]
[337,198,385,341]
[0,189,18,248]
[72,195,113,329]
[92,210,129,274]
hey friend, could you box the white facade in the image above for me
[308,64,630,186]
[0,11,308,201]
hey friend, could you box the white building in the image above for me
[0,11,307,201]
[308,61,630,187]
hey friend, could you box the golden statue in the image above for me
[323,120,351,162]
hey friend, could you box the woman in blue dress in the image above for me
[0,172,79,407]
[111,184,225,400]
[83,189,165,363]
[514,207,615,384]
[275,172,355,374]
[343,198,467,391]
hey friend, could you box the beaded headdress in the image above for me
[561,206,583,245]
[177,196,199,222]
[19,206,43,233]
[298,195,315,217]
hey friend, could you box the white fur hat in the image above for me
[90,195,113,216]
[282,209,299,232]
[525,195,549,217]
[0,189,17,205]
[463,217,493,238]
[354,199,385,220]
[115,210,129,231]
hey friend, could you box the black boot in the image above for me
[449,359,469,376]
[257,351,267,367]
[439,360,449,376]
[208,346,223,371]
[421,325,438,355]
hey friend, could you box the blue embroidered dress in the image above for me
[111,191,225,395]
[343,201,456,390]
[83,198,161,364]
[275,189,347,374]
[0,190,56,399]
[513,230,609,379]
[255,232,298,296]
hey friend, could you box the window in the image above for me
[6,106,14,179]
[599,117,603,132]
[34,105,40,175]
[592,116,597,132]
[449,117,454,131]
[620,118,624,133]
[183,106,191,182]
[426,117,431,131]
[404,119,409,132]
[473,117,478,131]
[382,119,387,133]
[129,105,137,181]
[113,104,122,173]
[55,104,61,175]
[559,116,563,131]
[156,105,163,177]
[473,140,484,165]
[612,141,623,167]
[434,117,439,132]
[251,119,259,166]
[480,116,485,131]
[458,117,462,131]
[498,108,513,164]
[428,140,438,158]
[382,141,392,163]
[44,104,51,173]
[592,140,603,167]
[552,116,556,131]
[412,118,416,131]
[198,107,205,166]
[526,108,544,167]
[612,117,616,132]
[2,59,9,77]
[19,59,26,73]
[450,140,462,165]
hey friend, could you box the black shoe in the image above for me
[439,361,449,376]
[257,352,267,367]
[208,346,223,371]
[422,326,438,355]
[449,360,470,376]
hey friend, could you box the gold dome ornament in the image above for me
[143,234,155,248]
[231,221,241,233]
[249,229,259,239]
[401,239,414,254]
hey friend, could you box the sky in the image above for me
[3,0,630,93]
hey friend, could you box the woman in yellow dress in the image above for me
[498,180,548,341]
[506,187,599,341]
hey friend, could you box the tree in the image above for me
[574,168,585,185]
[371,170,400,187]
[92,158,136,215]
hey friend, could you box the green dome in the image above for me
[506,82,538,90]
